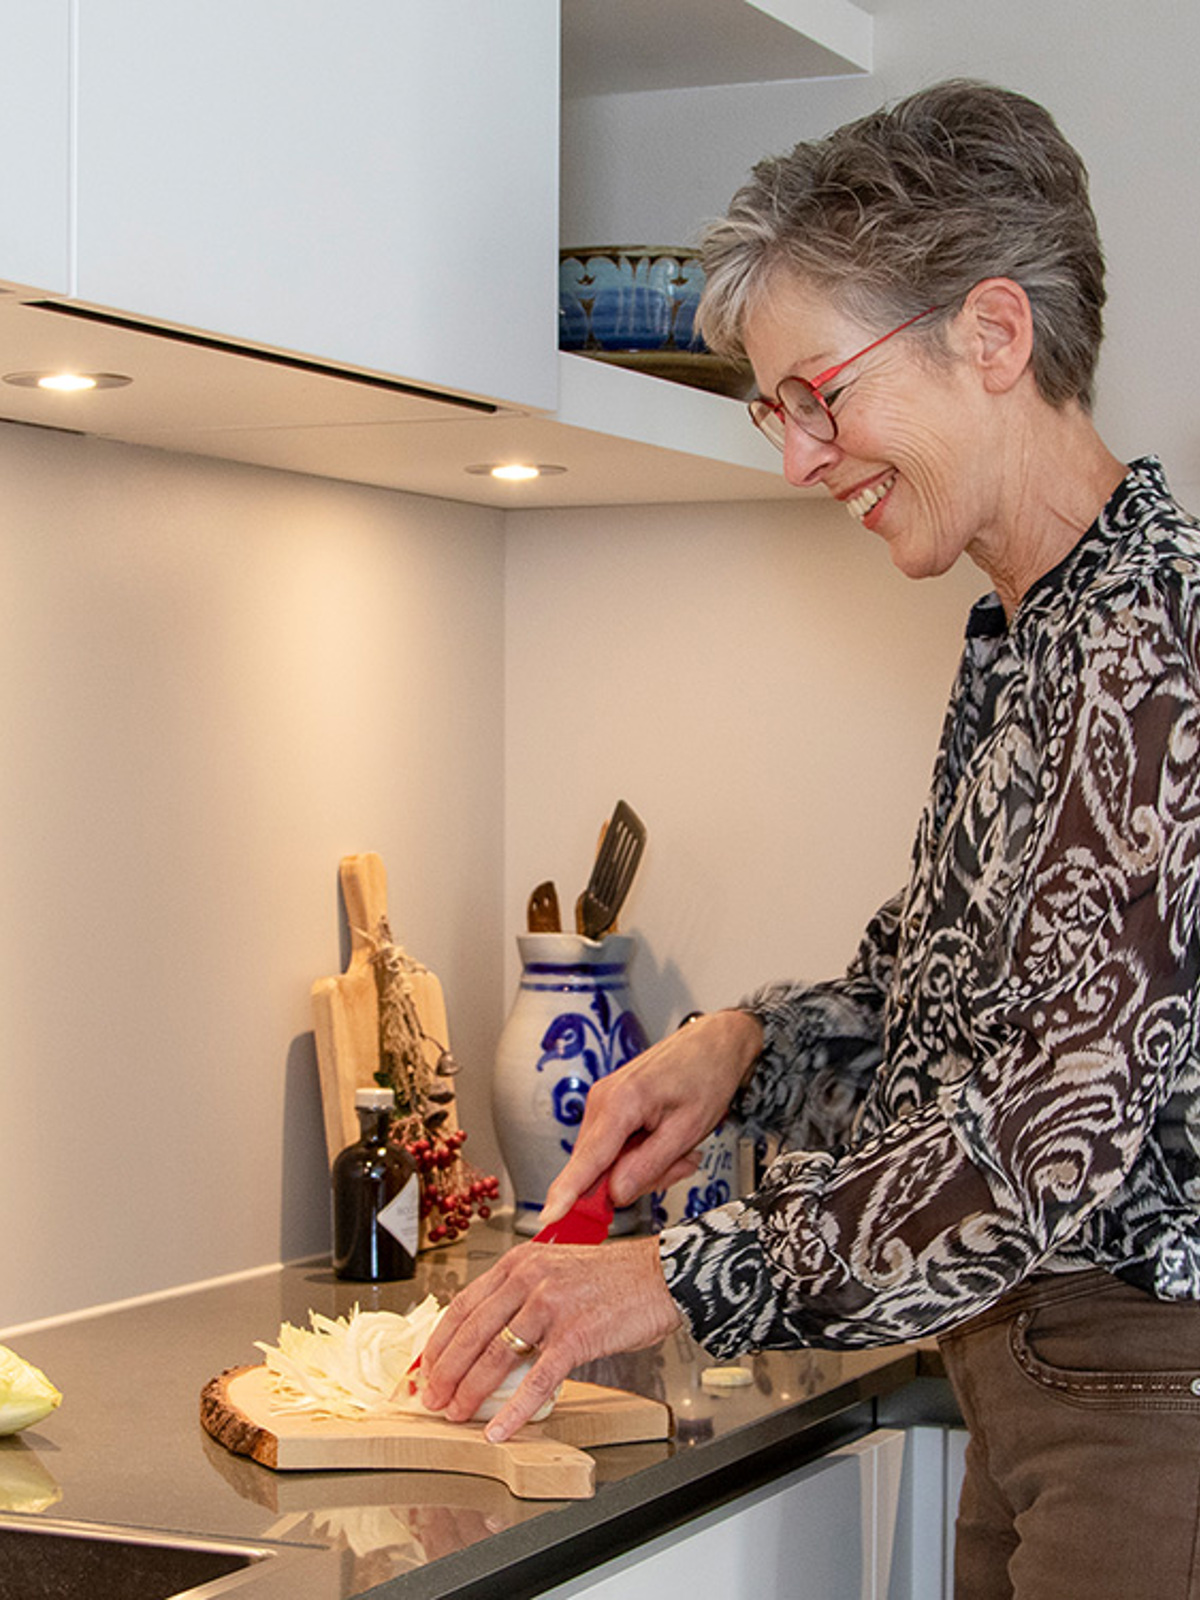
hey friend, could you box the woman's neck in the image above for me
[969,403,1127,620]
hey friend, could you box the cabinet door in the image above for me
[0,0,71,292]
[536,1429,908,1600]
[882,1423,969,1600]
[943,1427,968,1599]
[74,0,560,410]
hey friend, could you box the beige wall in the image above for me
[0,427,977,1334]
[502,498,981,1037]
[0,424,505,1329]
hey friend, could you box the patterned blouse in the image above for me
[660,457,1200,1357]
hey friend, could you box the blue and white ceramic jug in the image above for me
[492,933,649,1235]
[650,1117,740,1231]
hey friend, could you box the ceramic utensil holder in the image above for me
[649,1116,740,1231]
[493,933,649,1235]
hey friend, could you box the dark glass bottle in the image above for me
[332,1088,418,1281]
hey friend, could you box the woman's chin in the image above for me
[886,532,960,583]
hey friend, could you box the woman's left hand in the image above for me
[419,1236,683,1442]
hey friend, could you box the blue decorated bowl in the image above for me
[559,246,707,353]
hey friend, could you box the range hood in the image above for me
[0,284,791,508]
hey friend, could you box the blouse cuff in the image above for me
[658,1201,778,1359]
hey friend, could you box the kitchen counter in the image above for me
[1,1220,952,1600]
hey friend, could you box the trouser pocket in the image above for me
[1009,1281,1200,1411]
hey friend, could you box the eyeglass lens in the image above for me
[748,379,835,449]
[747,305,940,452]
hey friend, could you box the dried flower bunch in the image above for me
[365,917,499,1244]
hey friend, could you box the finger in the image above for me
[420,1255,513,1372]
[650,1149,704,1193]
[420,1269,525,1409]
[484,1352,571,1443]
[609,1129,704,1205]
[440,1335,532,1425]
[538,1126,632,1227]
[427,1314,533,1421]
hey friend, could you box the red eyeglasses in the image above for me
[748,307,940,449]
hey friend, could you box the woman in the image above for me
[423,81,1200,1598]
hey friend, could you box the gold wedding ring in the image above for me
[498,1324,537,1358]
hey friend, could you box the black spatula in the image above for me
[576,800,647,939]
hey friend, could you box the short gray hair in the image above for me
[698,80,1105,409]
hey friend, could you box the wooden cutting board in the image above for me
[201,1367,671,1500]
[312,853,462,1254]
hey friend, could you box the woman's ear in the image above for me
[960,278,1034,394]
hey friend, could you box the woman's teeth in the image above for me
[845,473,897,522]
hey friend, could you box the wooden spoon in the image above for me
[527,881,561,932]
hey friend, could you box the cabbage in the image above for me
[0,1346,61,1435]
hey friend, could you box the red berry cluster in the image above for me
[404,1127,501,1245]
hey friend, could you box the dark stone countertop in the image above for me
[0,1219,951,1599]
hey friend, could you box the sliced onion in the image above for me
[255,1299,557,1425]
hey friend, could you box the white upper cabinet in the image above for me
[560,0,872,96]
[73,0,561,412]
[0,0,872,505]
[0,1,71,294]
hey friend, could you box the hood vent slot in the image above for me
[26,300,498,415]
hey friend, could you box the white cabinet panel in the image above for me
[943,1427,968,1599]
[882,1423,968,1600]
[0,0,71,293]
[538,1430,907,1600]
[74,1,560,410]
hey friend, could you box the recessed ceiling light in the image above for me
[464,462,567,481]
[3,370,133,392]
[38,373,98,393]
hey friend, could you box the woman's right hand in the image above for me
[537,1008,763,1226]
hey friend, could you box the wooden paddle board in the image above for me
[311,852,459,1173]
[311,852,466,1253]
[201,1367,670,1500]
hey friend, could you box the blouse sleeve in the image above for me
[661,581,1200,1357]
[732,891,900,1153]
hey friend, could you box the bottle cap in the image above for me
[354,1087,395,1112]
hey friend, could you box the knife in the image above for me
[531,1172,614,1245]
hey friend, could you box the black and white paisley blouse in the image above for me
[660,457,1200,1356]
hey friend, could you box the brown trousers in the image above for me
[937,1268,1200,1600]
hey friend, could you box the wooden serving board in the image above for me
[201,1367,670,1501]
[311,853,460,1252]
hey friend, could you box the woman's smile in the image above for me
[842,470,899,526]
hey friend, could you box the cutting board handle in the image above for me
[340,852,390,954]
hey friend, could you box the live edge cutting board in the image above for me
[201,1368,671,1500]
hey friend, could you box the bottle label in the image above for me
[377,1179,419,1255]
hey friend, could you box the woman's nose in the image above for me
[782,424,841,488]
